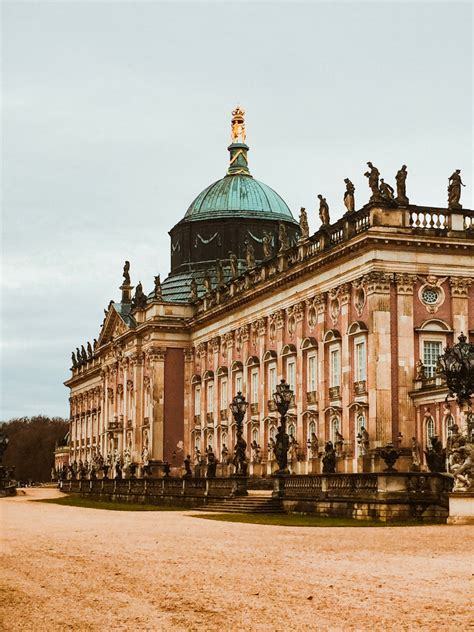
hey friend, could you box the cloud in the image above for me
[1,1,472,419]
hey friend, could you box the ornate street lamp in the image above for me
[436,333,474,406]
[272,379,294,474]
[229,392,249,476]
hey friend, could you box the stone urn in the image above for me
[380,443,400,472]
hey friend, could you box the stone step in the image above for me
[197,495,284,514]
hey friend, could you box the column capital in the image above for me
[395,273,418,295]
[449,276,472,298]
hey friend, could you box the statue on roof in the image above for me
[278,222,289,252]
[231,105,246,144]
[76,347,82,364]
[229,253,238,279]
[87,341,93,359]
[364,162,382,202]
[395,165,409,205]
[80,345,88,363]
[132,282,147,310]
[122,260,131,286]
[71,351,78,368]
[216,259,225,286]
[244,240,255,269]
[379,178,395,202]
[448,169,465,209]
[93,338,98,350]
[153,275,163,301]
[262,231,273,259]
[190,277,198,301]
[317,194,330,226]
[343,178,355,213]
[299,207,309,240]
[203,270,212,294]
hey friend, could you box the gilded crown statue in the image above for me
[231,105,246,144]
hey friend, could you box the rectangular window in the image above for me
[423,341,442,377]
[207,382,214,413]
[220,379,228,410]
[330,348,341,387]
[355,339,367,382]
[268,364,277,397]
[251,369,259,403]
[194,387,201,415]
[235,372,243,395]
[286,358,296,392]
[307,354,317,392]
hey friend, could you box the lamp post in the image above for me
[436,333,474,406]
[436,333,474,494]
[229,392,249,477]
[272,379,294,474]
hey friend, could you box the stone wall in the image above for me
[60,472,452,522]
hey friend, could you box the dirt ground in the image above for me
[1,488,472,631]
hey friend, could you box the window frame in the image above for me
[307,352,317,392]
[329,344,341,388]
[286,357,296,392]
[354,335,367,382]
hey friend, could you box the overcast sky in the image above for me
[1,1,472,420]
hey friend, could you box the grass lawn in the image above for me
[191,513,434,527]
[35,495,184,511]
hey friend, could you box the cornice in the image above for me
[187,228,474,330]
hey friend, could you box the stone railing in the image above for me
[273,472,451,501]
[61,475,239,503]
[409,209,449,230]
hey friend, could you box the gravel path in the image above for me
[1,488,472,631]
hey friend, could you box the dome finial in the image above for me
[227,106,251,176]
[231,105,246,144]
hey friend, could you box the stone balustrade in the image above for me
[193,205,473,316]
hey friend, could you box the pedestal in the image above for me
[266,460,278,476]
[447,493,474,525]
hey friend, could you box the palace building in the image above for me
[64,108,474,476]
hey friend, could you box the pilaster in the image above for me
[364,271,392,446]
[146,347,166,461]
[395,273,418,448]
[449,277,472,338]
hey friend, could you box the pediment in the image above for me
[97,304,131,347]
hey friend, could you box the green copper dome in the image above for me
[184,142,296,223]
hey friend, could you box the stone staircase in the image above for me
[197,491,283,514]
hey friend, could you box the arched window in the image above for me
[269,426,276,441]
[356,413,366,456]
[356,413,366,434]
[207,434,214,449]
[221,432,228,449]
[426,416,435,441]
[331,416,340,442]
[445,414,454,438]
[195,436,201,451]
[308,420,316,438]
[252,428,259,444]
[288,423,296,438]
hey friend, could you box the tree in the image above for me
[0,416,69,482]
